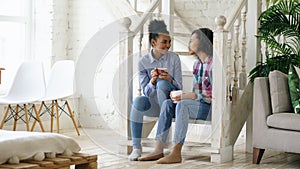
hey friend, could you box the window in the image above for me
[0,0,52,93]
[0,0,32,92]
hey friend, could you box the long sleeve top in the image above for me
[192,56,213,104]
[138,50,182,97]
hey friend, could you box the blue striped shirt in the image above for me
[138,50,182,96]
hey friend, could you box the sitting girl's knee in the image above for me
[133,96,151,111]
[156,80,169,89]
[162,99,174,107]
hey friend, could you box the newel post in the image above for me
[118,17,134,154]
[211,15,233,163]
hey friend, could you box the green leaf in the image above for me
[249,0,300,82]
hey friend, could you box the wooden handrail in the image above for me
[174,9,194,32]
[132,0,161,34]
[224,0,247,30]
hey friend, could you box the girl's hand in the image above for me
[170,92,198,103]
[158,70,173,83]
[150,68,158,84]
[170,90,183,103]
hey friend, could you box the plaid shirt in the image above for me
[192,57,213,104]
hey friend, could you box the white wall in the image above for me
[174,0,238,29]
[67,0,117,129]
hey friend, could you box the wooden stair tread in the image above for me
[120,138,218,153]
[143,116,211,124]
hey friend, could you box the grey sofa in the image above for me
[253,70,300,164]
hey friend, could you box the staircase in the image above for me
[117,0,264,163]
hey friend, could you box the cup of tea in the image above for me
[157,68,168,75]
[171,90,182,103]
[171,90,182,97]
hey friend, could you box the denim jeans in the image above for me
[155,99,211,145]
[130,80,177,149]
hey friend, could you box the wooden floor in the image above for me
[62,128,300,169]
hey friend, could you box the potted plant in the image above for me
[248,0,300,82]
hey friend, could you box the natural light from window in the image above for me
[0,0,28,93]
[0,0,52,94]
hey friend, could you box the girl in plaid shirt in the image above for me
[138,28,213,164]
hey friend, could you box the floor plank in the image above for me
[62,128,300,169]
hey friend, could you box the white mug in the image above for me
[171,90,182,97]
[171,90,182,103]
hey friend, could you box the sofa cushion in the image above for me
[288,65,300,114]
[267,113,300,131]
[268,70,293,113]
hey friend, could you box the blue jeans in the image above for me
[155,99,211,145]
[130,80,177,149]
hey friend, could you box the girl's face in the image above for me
[188,33,199,55]
[151,34,171,55]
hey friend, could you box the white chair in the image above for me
[31,60,80,135]
[0,61,46,131]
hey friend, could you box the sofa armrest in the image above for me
[253,77,272,144]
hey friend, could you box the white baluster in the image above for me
[232,19,240,104]
[134,0,137,11]
[119,17,134,154]
[227,32,232,101]
[257,0,263,64]
[239,6,247,90]
[137,26,143,96]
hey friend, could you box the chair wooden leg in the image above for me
[65,100,80,136]
[253,147,265,164]
[51,100,54,132]
[13,105,19,131]
[55,100,60,133]
[0,105,10,129]
[32,104,45,132]
[31,102,44,131]
[24,104,30,131]
[31,110,37,131]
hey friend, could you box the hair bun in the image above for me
[148,19,169,34]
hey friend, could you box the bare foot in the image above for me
[138,152,164,161]
[156,153,182,164]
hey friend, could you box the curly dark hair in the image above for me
[191,28,213,56]
[148,19,169,45]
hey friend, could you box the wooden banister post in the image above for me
[211,15,233,163]
[232,19,240,105]
[137,26,144,96]
[119,17,134,155]
[239,5,247,90]
[226,33,232,101]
